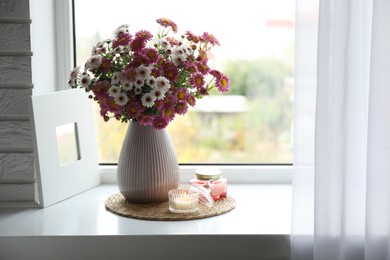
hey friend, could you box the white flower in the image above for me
[112,46,124,55]
[156,76,170,92]
[134,86,142,95]
[122,81,133,91]
[111,72,120,85]
[146,76,157,89]
[114,93,129,106]
[136,65,151,80]
[134,78,145,89]
[77,72,91,87]
[141,93,156,108]
[151,88,165,100]
[69,66,81,81]
[114,24,130,36]
[108,86,120,97]
[85,55,102,70]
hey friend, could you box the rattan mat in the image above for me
[105,193,236,221]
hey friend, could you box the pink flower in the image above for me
[175,101,188,115]
[197,62,210,75]
[112,32,132,48]
[153,117,169,130]
[130,37,146,52]
[215,74,230,93]
[156,18,178,33]
[135,30,153,41]
[184,31,199,43]
[189,73,205,89]
[200,32,220,46]
[143,48,159,64]
[99,57,112,74]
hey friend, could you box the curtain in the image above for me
[292,0,390,259]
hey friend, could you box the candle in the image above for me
[174,195,198,210]
[169,187,199,214]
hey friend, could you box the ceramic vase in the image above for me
[117,121,180,203]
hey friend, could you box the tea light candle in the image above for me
[169,187,199,214]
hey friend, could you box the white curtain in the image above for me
[292,0,390,259]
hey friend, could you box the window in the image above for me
[73,0,294,165]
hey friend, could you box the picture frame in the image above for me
[29,89,100,208]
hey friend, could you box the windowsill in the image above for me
[0,183,291,259]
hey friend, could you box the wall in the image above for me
[0,0,59,206]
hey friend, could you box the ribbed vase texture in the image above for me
[117,121,180,203]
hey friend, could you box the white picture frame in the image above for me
[29,89,100,208]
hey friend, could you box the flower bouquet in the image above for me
[68,18,230,130]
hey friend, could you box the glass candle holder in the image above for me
[169,187,199,214]
[189,167,227,201]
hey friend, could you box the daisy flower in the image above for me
[216,74,231,93]
[111,72,121,85]
[175,101,188,115]
[114,92,129,106]
[153,117,169,130]
[85,55,102,70]
[141,93,156,107]
[156,18,178,33]
[151,88,165,100]
[136,65,151,80]
[122,81,133,91]
[78,72,91,87]
[156,76,170,92]
[189,73,205,89]
[135,30,153,41]
[108,86,121,97]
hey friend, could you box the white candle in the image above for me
[174,195,197,210]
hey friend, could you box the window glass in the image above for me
[74,0,294,163]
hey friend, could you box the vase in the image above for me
[117,121,180,203]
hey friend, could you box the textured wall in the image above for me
[0,0,36,205]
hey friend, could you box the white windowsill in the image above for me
[0,183,291,260]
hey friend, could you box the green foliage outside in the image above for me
[95,57,293,163]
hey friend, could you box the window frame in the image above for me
[57,0,293,184]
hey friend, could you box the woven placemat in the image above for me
[105,193,236,221]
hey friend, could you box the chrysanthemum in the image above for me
[133,86,142,95]
[135,30,153,41]
[143,48,159,63]
[113,24,130,36]
[184,31,199,43]
[200,32,220,46]
[114,92,129,106]
[108,86,121,97]
[69,66,81,81]
[134,78,145,89]
[187,95,196,107]
[156,76,170,92]
[156,18,178,33]
[151,88,165,100]
[141,93,156,107]
[197,62,210,75]
[136,65,151,80]
[99,57,112,74]
[176,88,188,101]
[189,73,205,89]
[153,117,169,130]
[130,37,146,52]
[175,101,188,115]
[112,33,132,48]
[126,99,143,119]
[122,81,133,91]
[111,72,120,85]
[123,66,137,82]
[146,76,157,89]
[162,62,178,82]
[216,74,231,93]
[78,72,91,87]
[85,55,102,70]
